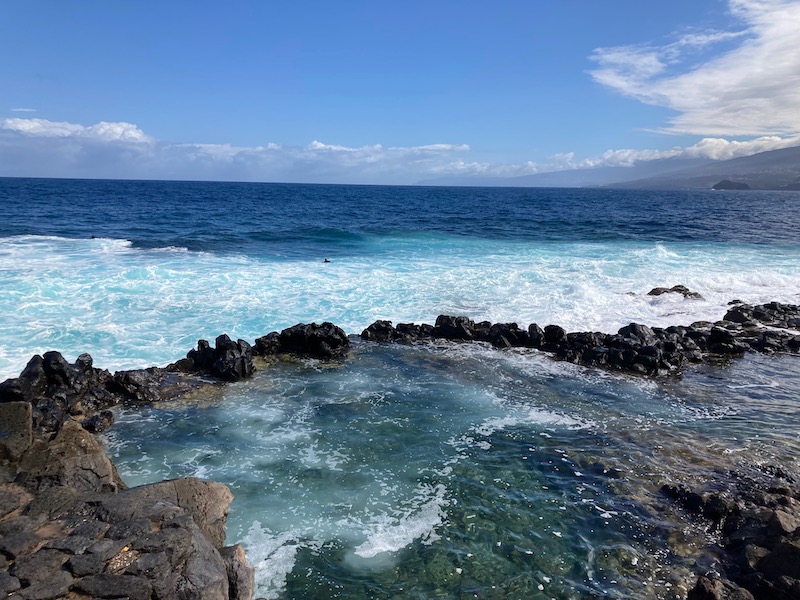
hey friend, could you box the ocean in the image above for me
[1,177,799,598]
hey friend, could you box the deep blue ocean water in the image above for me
[1,177,799,598]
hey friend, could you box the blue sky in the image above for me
[2,0,799,184]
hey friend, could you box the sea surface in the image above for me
[1,177,799,598]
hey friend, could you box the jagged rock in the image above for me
[618,323,658,346]
[278,322,350,358]
[82,410,115,434]
[0,349,257,599]
[361,320,395,341]
[213,335,255,381]
[434,315,476,341]
[0,572,21,594]
[528,323,545,348]
[253,331,281,356]
[0,352,119,434]
[15,419,125,494]
[73,574,153,600]
[220,544,256,600]
[648,285,704,299]
[543,324,567,347]
[486,323,530,348]
[688,575,754,599]
[3,456,251,600]
[396,322,435,341]
[177,335,256,380]
[664,465,800,600]
[112,478,233,548]
[110,368,165,405]
[186,339,216,373]
[354,302,800,378]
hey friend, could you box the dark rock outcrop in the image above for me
[279,322,350,358]
[254,322,350,359]
[0,401,254,599]
[0,352,118,434]
[172,335,255,382]
[648,285,704,300]
[0,349,232,444]
[358,302,800,377]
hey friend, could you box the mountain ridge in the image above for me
[417,144,800,190]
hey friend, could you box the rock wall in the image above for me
[0,401,254,599]
[361,300,800,376]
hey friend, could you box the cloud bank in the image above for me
[590,0,800,136]
[0,117,472,184]
[2,117,799,183]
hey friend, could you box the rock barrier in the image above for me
[361,301,800,376]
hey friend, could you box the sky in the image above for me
[2,0,800,184]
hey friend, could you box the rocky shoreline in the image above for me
[1,296,799,599]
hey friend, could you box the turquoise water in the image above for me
[2,179,800,597]
[103,344,800,598]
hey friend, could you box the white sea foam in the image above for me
[473,408,592,438]
[352,483,449,558]
[1,235,799,379]
[241,523,307,599]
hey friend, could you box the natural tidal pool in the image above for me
[105,341,800,599]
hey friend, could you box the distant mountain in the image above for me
[606,144,800,190]
[417,144,800,191]
[418,157,712,188]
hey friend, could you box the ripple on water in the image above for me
[103,342,800,598]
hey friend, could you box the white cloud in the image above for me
[2,117,153,143]
[556,135,800,169]
[10,108,36,113]
[1,116,797,183]
[590,0,800,136]
[0,117,471,184]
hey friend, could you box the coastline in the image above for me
[1,300,799,599]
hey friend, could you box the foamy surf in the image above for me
[1,233,799,379]
[352,483,450,559]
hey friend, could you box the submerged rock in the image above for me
[664,467,800,600]
[648,285,704,300]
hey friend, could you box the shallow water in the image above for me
[105,343,800,599]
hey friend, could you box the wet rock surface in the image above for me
[648,284,705,299]
[360,301,800,377]
[254,321,350,359]
[170,334,256,382]
[664,467,800,600]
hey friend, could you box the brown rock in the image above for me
[118,477,233,547]
[15,419,125,494]
[220,544,256,600]
[768,508,800,536]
